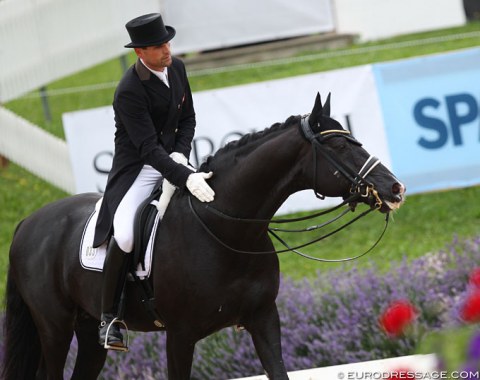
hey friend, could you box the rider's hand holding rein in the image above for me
[187,172,215,202]
[170,151,215,203]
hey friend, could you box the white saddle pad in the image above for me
[79,198,160,279]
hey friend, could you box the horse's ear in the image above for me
[309,92,323,127]
[323,93,331,117]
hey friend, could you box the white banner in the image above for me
[63,65,385,214]
[63,107,115,194]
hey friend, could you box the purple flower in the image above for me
[467,331,480,361]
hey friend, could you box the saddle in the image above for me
[132,179,163,273]
[127,177,165,329]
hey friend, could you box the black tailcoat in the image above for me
[93,57,195,247]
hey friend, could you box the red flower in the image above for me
[469,268,480,288]
[379,300,418,337]
[461,291,480,323]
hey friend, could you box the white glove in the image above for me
[157,179,176,218]
[170,152,188,166]
[186,172,215,202]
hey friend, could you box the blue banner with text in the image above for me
[373,48,480,193]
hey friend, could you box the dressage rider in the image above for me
[93,13,215,350]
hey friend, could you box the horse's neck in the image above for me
[214,127,305,219]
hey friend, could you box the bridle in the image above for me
[300,115,382,207]
[188,115,390,262]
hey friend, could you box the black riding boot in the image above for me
[98,238,130,350]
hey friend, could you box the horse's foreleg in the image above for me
[166,331,196,380]
[244,304,289,380]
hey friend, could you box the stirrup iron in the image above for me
[102,317,130,352]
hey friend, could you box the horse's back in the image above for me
[12,192,100,254]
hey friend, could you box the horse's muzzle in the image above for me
[382,181,406,212]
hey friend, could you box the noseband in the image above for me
[300,115,382,208]
[188,115,390,262]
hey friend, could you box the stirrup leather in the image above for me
[101,317,130,352]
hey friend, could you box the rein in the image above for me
[189,115,389,262]
[189,195,389,261]
[269,213,389,262]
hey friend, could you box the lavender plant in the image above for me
[15,236,480,379]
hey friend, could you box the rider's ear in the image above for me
[309,92,323,128]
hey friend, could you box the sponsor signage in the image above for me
[373,48,480,193]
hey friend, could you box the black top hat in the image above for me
[124,13,176,48]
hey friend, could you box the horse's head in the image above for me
[302,93,405,213]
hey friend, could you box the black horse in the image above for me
[3,93,405,380]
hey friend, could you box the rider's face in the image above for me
[134,43,172,71]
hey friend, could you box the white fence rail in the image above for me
[0,106,75,193]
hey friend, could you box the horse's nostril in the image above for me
[392,182,405,195]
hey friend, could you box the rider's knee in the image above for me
[113,234,134,253]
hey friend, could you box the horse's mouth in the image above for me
[378,181,406,213]
[384,199,403,211]
[346,187,405,213]
[381,193,405,212]
[349,193,405,213]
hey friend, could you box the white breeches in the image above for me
[113,165,162,253]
